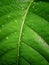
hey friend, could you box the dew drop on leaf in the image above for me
[15,20,17,23]
[6,37,8,40]
[2,25,4,28]
[14,32,17,34]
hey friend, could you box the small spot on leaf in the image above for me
[15,20,17,23]
[2,25,4,28]
[6,37,8,40]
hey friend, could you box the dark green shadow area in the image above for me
[34,0,49,2]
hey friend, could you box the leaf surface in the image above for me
[0,0,49,65]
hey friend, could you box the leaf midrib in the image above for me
[17,0,34,65]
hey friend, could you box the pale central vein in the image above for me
[17,0,34,65]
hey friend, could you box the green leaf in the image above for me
[0,0,49,65]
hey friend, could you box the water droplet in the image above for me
[6,37,8,39]
[14,32,17,34]
[2,25,4,27]
[15,20,17,23]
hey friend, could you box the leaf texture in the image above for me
[0,0,49,65]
